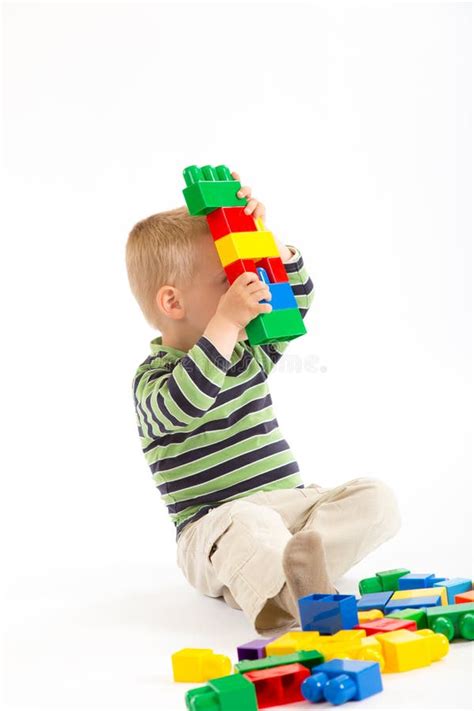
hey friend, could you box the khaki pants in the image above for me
[176,477,401,635]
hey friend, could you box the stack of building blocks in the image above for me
[174,566,473,706]
[182,164,307,345]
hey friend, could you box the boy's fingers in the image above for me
[253,202,266,220]
[244,198,259,214]
[231,170,240,181]
[237,185,252,199]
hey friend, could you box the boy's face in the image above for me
[182,232,247,342]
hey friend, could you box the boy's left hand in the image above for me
[231,170,293,263]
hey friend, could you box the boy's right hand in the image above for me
[216,272,272,331]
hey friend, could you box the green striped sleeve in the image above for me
[134,335,232,436]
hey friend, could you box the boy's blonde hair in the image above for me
[126,205,209,330]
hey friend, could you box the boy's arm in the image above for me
[244,243,315,377]
[133,335,232,437]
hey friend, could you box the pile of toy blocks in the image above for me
[182,164,307,346]
[171,568,473,709]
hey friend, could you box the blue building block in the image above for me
[256,267,298,311]
[298,594,359,634]
[301,659,383,705]
[398,573,436,590]
[434,578,472,605]
[384,595,442,614]
[356,592,393,611]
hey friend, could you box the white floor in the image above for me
[3,536,473,711]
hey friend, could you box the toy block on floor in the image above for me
[426,602,474,641]
[358,609,384,623]
[237,638,276,662]
[315,631,367,663]
[298,593,359,634]
[301,659,383,705]
[355,617,417,636]
[397,573,437,589]
[235,649,324,675]
[354,637,386,671]
[183,165,247,216]
[245,307,306,345]
[243,663,310,707]
[265,631,321,656]
[206,206,257,239]
[185,673,258,711]
[356,592,393,611]
[172,648,231,682]
[455,590,474,604]
[434,578,472,605]
[391,586,448,606]
[386,608,427,629]
[384,594,442,614]
[373,629,449,672]
[358,568,410,595]
[323,630,367,644]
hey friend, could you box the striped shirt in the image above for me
[132,244,315,540]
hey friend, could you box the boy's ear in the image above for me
[156,284,185,321]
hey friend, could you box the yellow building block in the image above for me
[354,637,386,672]
[171,648,231,682]
[266,631,321,656]
[358,609,384,623]
[373,629,449,673]
[215,231,279,267]
[391,586,448,606]
[326,630,367,644]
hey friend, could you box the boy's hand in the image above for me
[231,170,293,263]
[232,171,266,220]
[216,271,272,331]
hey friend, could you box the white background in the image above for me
[1,1,472,709]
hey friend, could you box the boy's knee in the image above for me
[226,498,287,536]
[359,477,402,536]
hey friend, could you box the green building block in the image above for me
[185,673,258,711]
[245,307,306,346]
[386,607,427,629]
[234,649,324,675]
[426,602,474,641]
[183,165,247,216]
[358,577,383,595]
[377,568,411,591]
[359,568,411,595]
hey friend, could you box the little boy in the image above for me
[126,170,401,636]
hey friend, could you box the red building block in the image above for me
[206,207,257,240]
[243,662,309,708]
[455,590,474,604]
[223,258,258,285]
[355,618,417,636]
[254,256,289,284]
